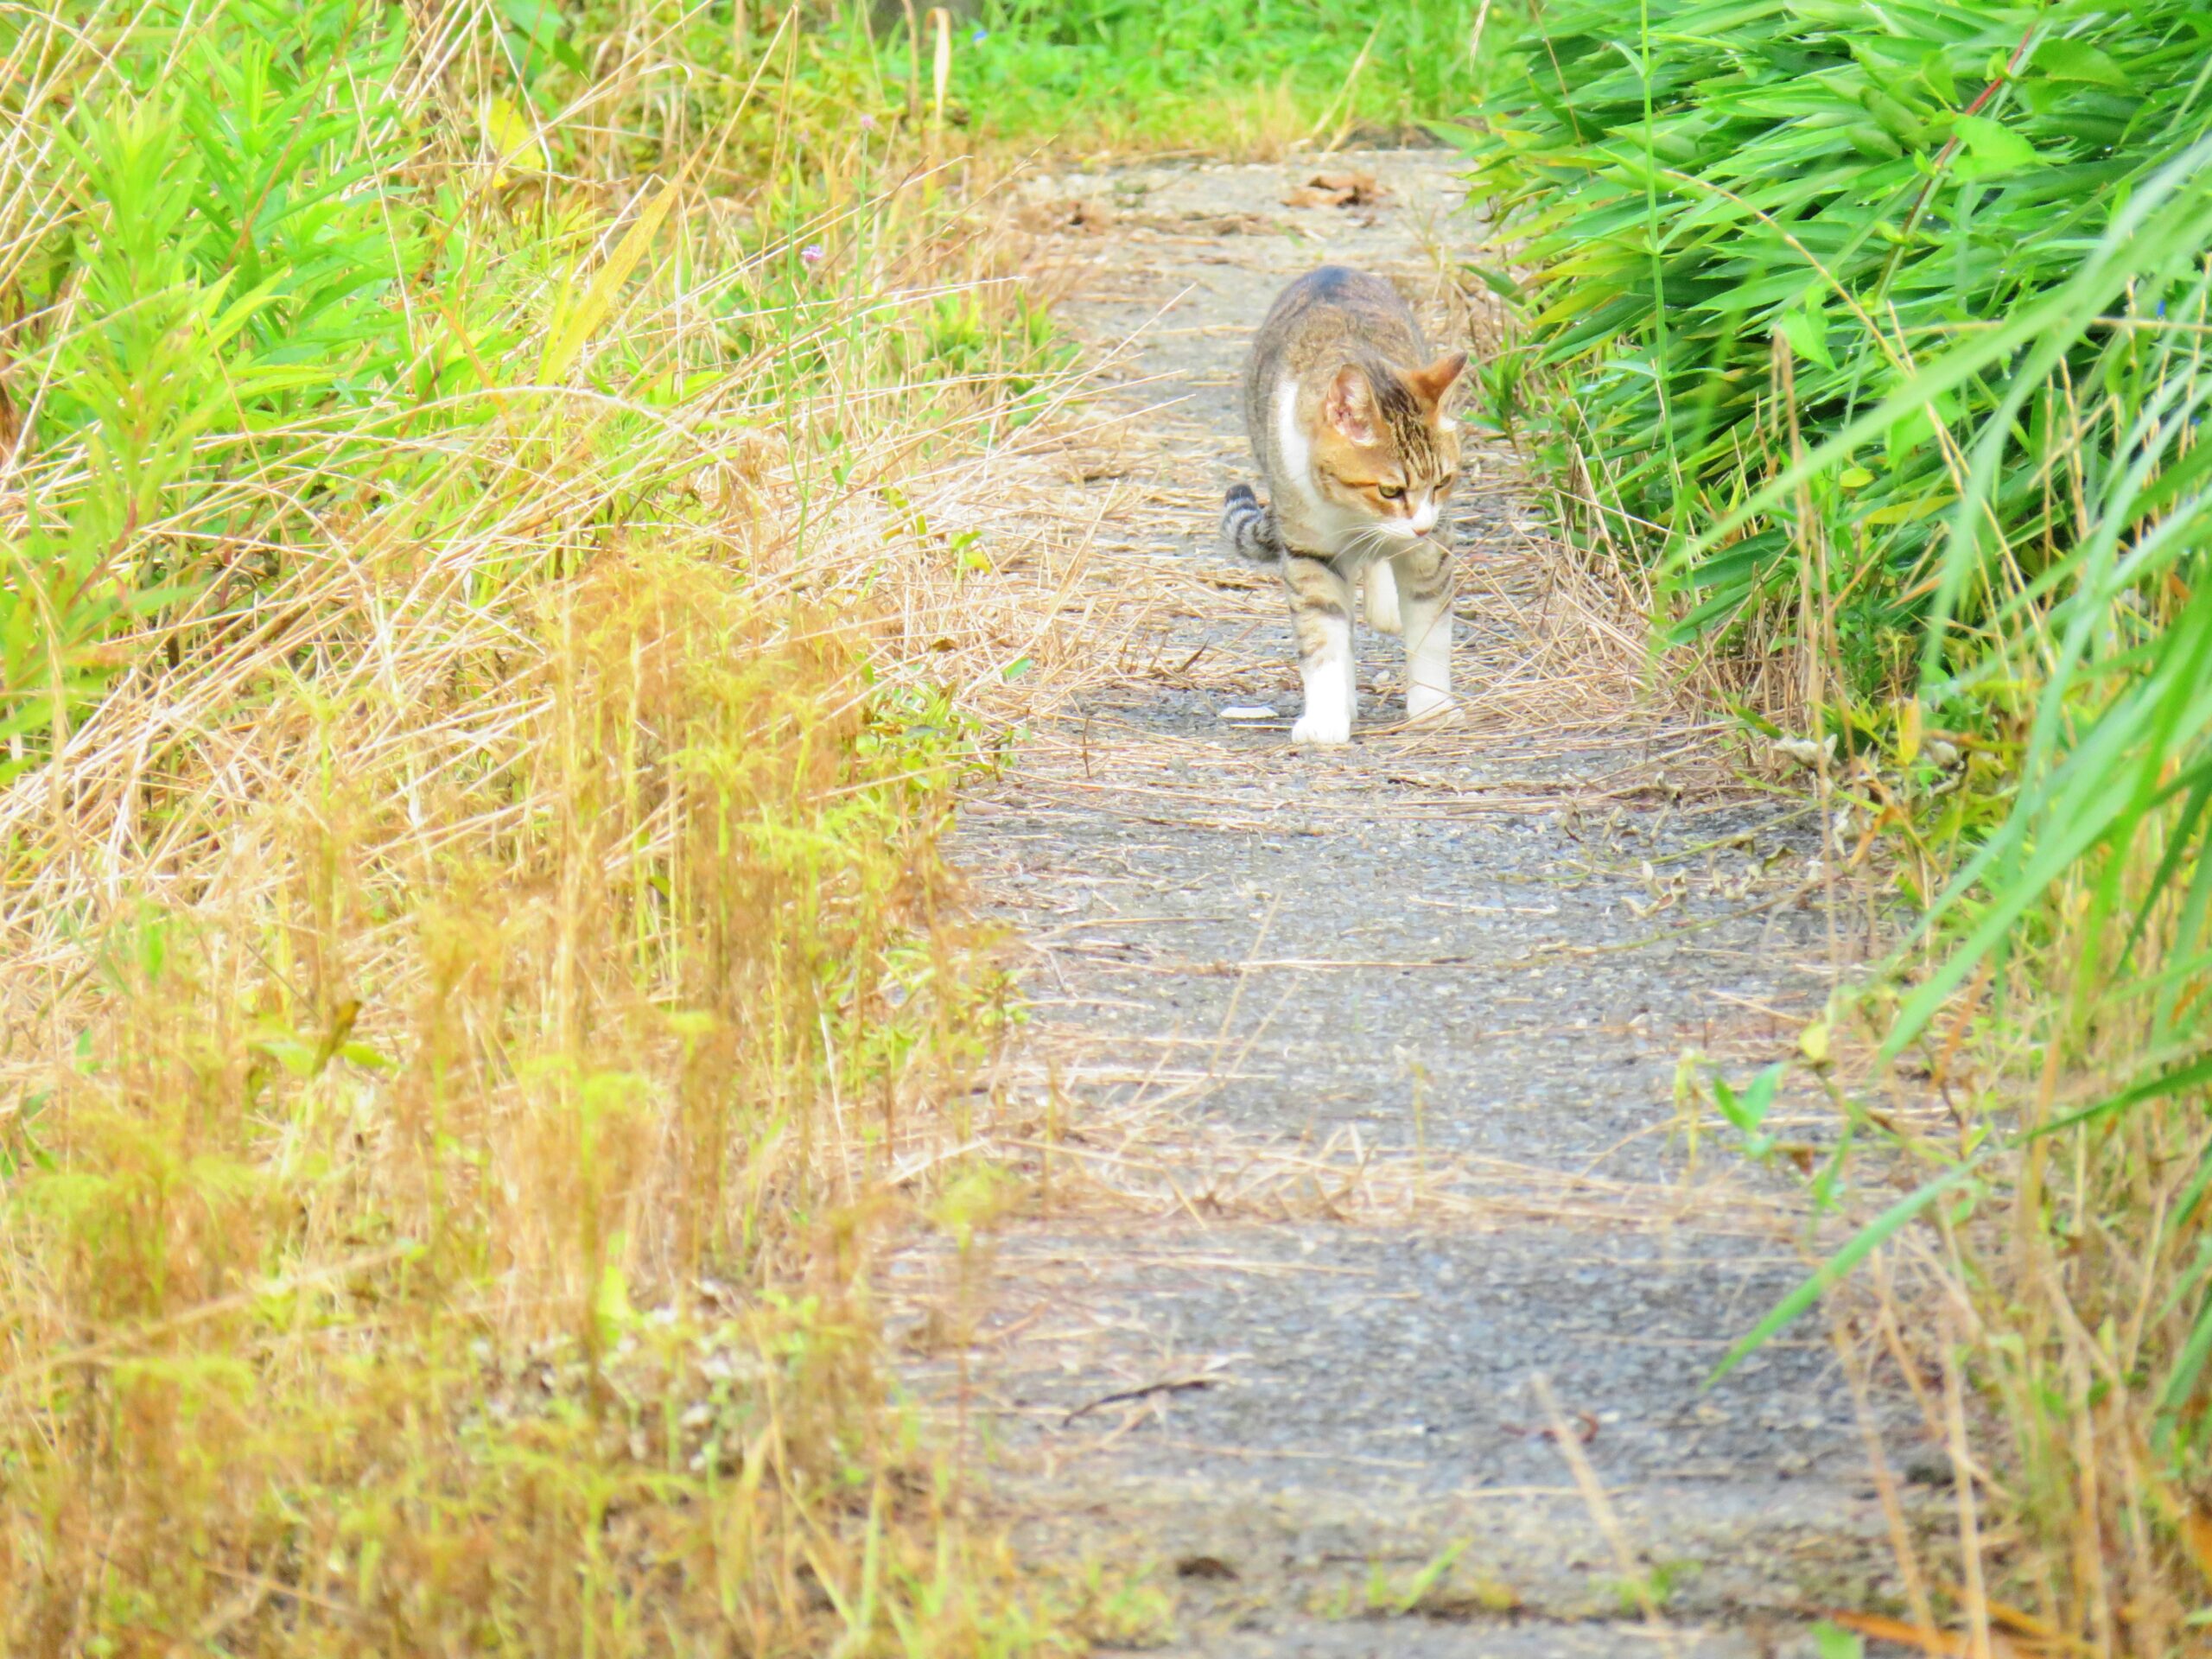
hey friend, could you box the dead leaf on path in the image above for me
[1020,198,1114,234]
[1061,1357,1241,1426]
[2183,1501,2212,1586]
[1186,211,1280,235]
[1500,1408,1599,1445]
[1922,1582,2103,1655]
[1174,1554,1238,1580]
[1819,1610,2048,1656]
[1283,171,1387,209]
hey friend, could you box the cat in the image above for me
[1219,265,1465,746]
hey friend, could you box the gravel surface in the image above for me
[898,151,1926,1658]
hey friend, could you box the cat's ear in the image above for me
[1321,365,1378,445]
[1408,351,1468,411]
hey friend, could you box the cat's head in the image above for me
[1308,353,1466,539]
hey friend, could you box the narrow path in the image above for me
[907,154,1913,1657]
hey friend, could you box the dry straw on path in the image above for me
[887,149,1967,1656]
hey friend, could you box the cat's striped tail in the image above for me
[1220,483,1282,563]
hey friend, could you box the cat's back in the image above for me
[1243,266,1427,448]
[1257,265,1422,351]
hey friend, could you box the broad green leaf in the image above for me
[1778,305,1835,368]
[499,0,563,39]
[479,95,549,188]
[594,1258,636,1344]
[2033,36,2130,89]
[1950,112,2041,174]
[1917,48,1955,105]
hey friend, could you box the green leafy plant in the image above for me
[1475,0,2212,1644]
[952,0,1488,151]
[0,0,1105,1650]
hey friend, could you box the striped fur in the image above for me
[1220,266,1469,745]
[1220,482,1282,562]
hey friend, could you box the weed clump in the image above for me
[1477,2,2212,1645]
[0,0,1077,1649]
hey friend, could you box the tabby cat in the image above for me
[1219,265,1465,745]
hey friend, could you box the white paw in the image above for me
[1363,585,1403,635]
[1405,690,1461,727]
[1293,710,1353,746]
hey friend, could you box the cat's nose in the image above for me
[1410,495,1439,533]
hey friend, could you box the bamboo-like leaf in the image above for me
[1709,1161,1979,1383]
[539,178,680,384]
[1478,0,2212,1630]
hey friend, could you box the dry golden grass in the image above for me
[0,3,1147,1649]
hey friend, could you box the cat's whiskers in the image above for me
[1350,524,1421,564]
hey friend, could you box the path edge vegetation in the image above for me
[1466,1,2212,1649]
[0,1,1501,1649]
[3,2,1059,1650]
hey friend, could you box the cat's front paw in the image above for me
[1293,709,1353,746]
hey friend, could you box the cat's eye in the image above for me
[1376,484,1405,501]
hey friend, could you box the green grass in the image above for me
[944,0,1487,153]
[1472,1,2212,1646]
[0,0,1103,1649]
[0,0,1554,1647]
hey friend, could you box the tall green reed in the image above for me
[1475,0,2212,1643]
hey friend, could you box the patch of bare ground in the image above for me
[906,153,1937,1657]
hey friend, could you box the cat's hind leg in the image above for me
[1363,558,1403,635]
[1390,541,1458,723]
[1285,552,1356,745]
